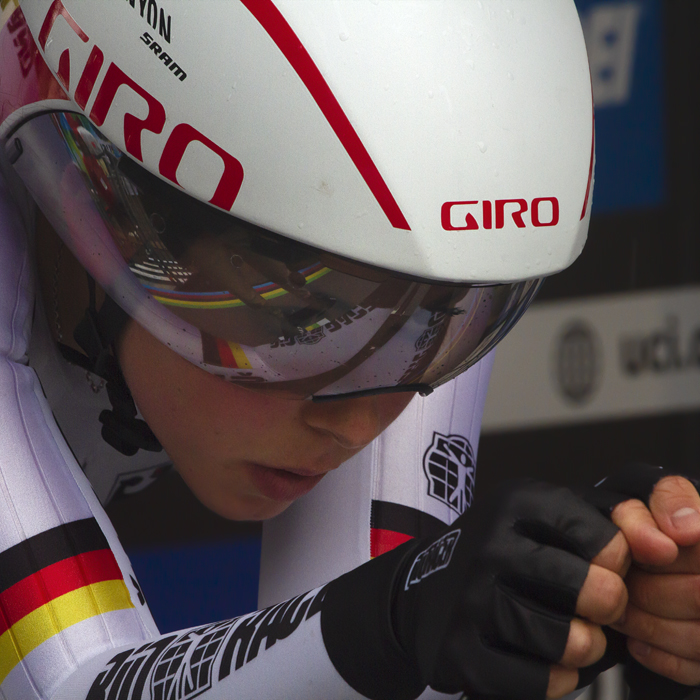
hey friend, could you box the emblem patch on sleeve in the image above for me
[423,432,475,515]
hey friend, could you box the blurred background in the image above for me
[107,0,700,697]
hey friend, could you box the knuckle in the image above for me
[571,633,593,666]
[565,621,602,667]
[637,613,659,643]
[653,476,697,508]
[613,497,646,519]
[546,666,578,699]
[596,572,628,623]
[627,573,652,612]
[614,533,632,565]
[657,475,691,494]
[597,532,630,574]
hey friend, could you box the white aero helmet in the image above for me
[1,0,594,400]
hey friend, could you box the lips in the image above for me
[247,463,325,502]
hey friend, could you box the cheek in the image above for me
[118,321,297,462]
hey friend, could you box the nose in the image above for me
[301,395,386,451]
[301,392,415,451]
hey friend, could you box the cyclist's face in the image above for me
[118,320,414,520]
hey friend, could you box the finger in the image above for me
[612,602,700,661]
[591,530,631,577]
[576,563,628,625]
[559,618,606,669]
[637,542,700,575]
[547,665,578,699]
[627,568,700,619]
[627,638,700,687]
[612,498,678,567]
[650,476,700,547]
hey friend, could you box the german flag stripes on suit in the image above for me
[0,517,134,684]
[369,500,445,558]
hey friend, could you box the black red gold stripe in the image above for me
[0,518,109,593]
[369,501,445,558]
[0,518,133,683]
[0,549,122,635]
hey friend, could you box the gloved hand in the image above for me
[579,463,700,700]
[321,479,629,700]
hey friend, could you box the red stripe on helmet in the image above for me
[580,106,595,221]
[240,0,411,231]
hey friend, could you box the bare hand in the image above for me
[611,476,700,686]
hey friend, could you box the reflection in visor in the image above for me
[17,112,543,398]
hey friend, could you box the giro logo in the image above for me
[405,530,461,590]
[35,0,410,229]
[423,432,475,515]
[441,198,560,231]
[37,0,243,210]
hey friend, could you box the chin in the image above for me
[200,491,294,522]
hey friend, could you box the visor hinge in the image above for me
[72,281,163,457]
[9,138,23,165]
[99,374,163,456]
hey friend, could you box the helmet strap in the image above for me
[61,274,163,457]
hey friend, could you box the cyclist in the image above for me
[1,2,698,699]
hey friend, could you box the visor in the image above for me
[9,112,542,399]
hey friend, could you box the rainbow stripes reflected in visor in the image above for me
[9,112,542,399]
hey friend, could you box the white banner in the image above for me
[482,286,700,432]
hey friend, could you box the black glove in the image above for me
[578,463,700,700]
[320,479,619,700]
